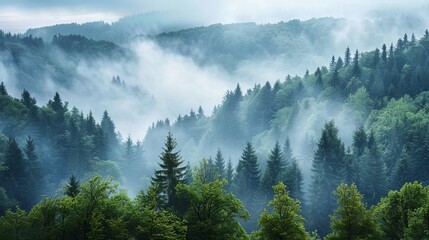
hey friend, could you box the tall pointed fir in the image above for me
[0,81,7,95]
[353,49,361,77]
[23,136,43,205]
[281,137,303,202]
[309,121,346,236]
[261,142,285,198]
[234,142,261,209]
[344,47,351,67]
[214,148,225,179]
[360,132,386,206]
[65,175,80,197]
[225,158,234,191]
[3,138,30,209]
[152,132,187,209]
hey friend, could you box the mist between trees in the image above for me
[1,28,429,238]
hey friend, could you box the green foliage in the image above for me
[177,179,250,240]
[325,183,380,240]
[65,175,80,197]
[373,182,429,240]
[252,182,310,240]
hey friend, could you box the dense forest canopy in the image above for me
[1,26,429,238]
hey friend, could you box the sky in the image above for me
[1,0,428,33]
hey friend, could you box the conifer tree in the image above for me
[214,148,225,178]
[309,121,345,236]
[361,132,386,206]
[344,47,351,67]
[352,127,367,157]
[23,136,43,204]
[0,81,7,95]
[234,142,260,209]
[152,132,187,208]
[261,142,285,197]
[4,138,29,208]
[353,49,361,77]
[381,44,387,62]
[390,147,411,190]
[225,158,234,191]
[65,175,80,197]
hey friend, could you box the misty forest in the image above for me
[2,2,429,240]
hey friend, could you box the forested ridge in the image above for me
[1,29,429,239]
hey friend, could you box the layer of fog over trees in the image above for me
[2,6,429,237]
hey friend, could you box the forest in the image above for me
[1,26,429,239]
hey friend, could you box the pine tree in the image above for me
[20,90,38,122]
[353,49,361,77]
[390,147,411,190]
[226,158,234,191]
[425,29,429,38]
[23,136,43,204]
[344,47,351,67]
[152,132,187,208]
[336,57,344,69]
[325,184,380,240]
[330,55,336,70]
[0,81,7,96]
[352,127,367,157]
[3,138,29,208]
[283,137,293,165]
[214,148,225,178]
[309,121,345,236]
[234,142,260,209]
[315,67,323,88]
[373,48,380,67]
[65,175,80,197]
[381,44,387,62]
[361,132,386,206]
[100,110,119,160]
[261,142,285,197]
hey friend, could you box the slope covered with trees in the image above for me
[1,25,429,238]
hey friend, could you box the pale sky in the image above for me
[0,0,428,33]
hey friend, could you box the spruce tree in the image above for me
[309,121,345,236]
[261,142,285,197]
[234,142,260,209]
[4,138,29,208]
[65,175,80,197]
[390,147,411,190]
[381,44,387,62]
[0,81,7,96]
[23,136,43,204]
[344,47,351,67]
[352,127,367,157]
[361,132,386,206]
[225,158,234,191]
[353,49,361,77]
[214,148,225,178]
[152,132,187,208]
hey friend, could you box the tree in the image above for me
[374,182,428,240]
[0,81,7,96]
[252,182,310,240]
[23,136,43,204]
[177,179,250,240]
[325,184,380,240]
[151,132,187,208]
[344,47,351,67]
[352,127,367,157]
[100,110,119,160]
[352,50,361,77]
[214,148,225,178]
[261,142,285,197]
[390,147,411,190]
[65,175,80,197]
[3,137,30,209]
[309,121,345,236]
[226,158,234,191]
[234,142,260,209]
[381,44,387,62]
[360,132,386,206]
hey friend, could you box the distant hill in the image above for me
[149,16,428,73]
[24,12,198,44]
